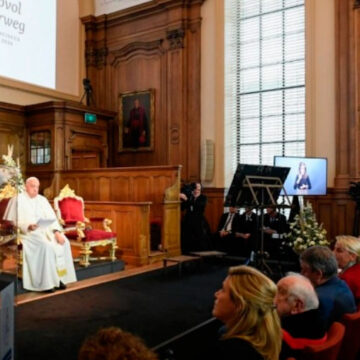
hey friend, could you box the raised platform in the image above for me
[0,259,125,294]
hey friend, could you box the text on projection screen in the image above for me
[0,0,56,89]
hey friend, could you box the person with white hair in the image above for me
[275,273,327,359]
[4,177,76,292]
[334,235,360,305]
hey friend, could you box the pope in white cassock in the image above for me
[4,177,77,291]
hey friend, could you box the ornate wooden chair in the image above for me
[0,183,22,276]
[54,184,118,267]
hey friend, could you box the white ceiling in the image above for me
[95,0,152,16]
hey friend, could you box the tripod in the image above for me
[80,78,95,106]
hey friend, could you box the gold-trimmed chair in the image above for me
[0,183,22,276]
[53,184,118,267]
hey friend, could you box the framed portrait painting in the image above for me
[118,89,154,152]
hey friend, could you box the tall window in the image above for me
[225,0,305,184]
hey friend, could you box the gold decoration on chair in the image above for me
[0,145,24,277]
[54,184,118,267]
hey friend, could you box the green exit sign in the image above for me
[84,113,97,124]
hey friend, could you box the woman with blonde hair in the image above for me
[211,265,282,360]
[334,235,360,304]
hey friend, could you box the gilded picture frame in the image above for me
[118,89,154,152]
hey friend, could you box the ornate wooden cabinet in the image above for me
[25,101,116,190]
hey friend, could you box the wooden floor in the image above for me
[15,261,164,306]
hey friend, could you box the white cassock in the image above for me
[3,192,77,291]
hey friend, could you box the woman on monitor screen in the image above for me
[294,161,312,192]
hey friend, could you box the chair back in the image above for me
[0,183,17,245]
[338,310,360,360]
[54,184,85,225]
[300,322,345,360]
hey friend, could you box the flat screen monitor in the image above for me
[274,156,328,196]
[224,164,290,207]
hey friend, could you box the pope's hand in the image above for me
[55,231,65,245]
[28,224,38,231]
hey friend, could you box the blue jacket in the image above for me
[316,276,356,328]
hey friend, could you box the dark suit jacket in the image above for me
[263,212,288,234]
[238,212,258,235]
[216,212,240,234]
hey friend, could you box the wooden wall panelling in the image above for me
[84,201,151,266]
[24,101,116,188]
[0,102,25,169]
[45,165,182,260]
[82,0,205,181]
[202,187,225,233]
[167,32,186,176]
[334,0,353,187]
[111,176,131,201]
[308,188,356,243]
[334,0,360,188]
[185,15,202,182]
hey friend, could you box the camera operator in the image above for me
[180,182,212,253]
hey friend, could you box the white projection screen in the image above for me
[0,0,56,89]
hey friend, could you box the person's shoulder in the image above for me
[344,263,360,276]
[322,276,354,299]
[216,338,263,359]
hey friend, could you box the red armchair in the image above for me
[54,184,118,267]
[339,310,360,360]
[0,183,22,276]
[299,322,345,360]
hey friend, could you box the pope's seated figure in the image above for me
[4,177,76,292]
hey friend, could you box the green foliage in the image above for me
[285,202,329,254]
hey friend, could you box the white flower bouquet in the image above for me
[285,202,329,254]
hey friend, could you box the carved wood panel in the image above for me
[203,187,225,233]
[82,0,204,181]
[84,201,151,266]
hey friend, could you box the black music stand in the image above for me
[225,164,291,274]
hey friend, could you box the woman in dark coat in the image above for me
[180,182,211,253]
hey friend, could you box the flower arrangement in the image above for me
[285,202,329,254]
[0,144,24,192]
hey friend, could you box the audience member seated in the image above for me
[180,182,211,253]
[300,245,356,328]
[236,207,258,257]
[334,235,360,305]
[213,206,240,254]
[263,206,288,258]
[209,265,282,360]
[3,177,76,292]
[78,327,158,360]
[275,273,327,360]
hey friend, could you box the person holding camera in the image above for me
[180,182,211,253]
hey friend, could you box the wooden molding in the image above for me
[81,0,204,180]
[111,40,164,66]
[166,29,185,50]
[86,46,108,68]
